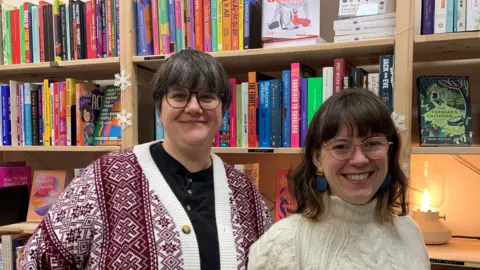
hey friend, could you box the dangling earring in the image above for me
[380,174,391,190]
[314,167,328,192]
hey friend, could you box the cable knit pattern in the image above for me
[248,196,430,270]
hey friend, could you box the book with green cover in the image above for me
[417,76,473,146]
[307,77,323,126]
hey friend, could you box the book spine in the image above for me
[24,84,32,146]
[322,67,333,102]
[9,81,18,146]
[247,72,257,147]
[168,0,176,52]
[203,0,211,52]
[151,0,160,54]
[43,80,50,146]
[241,82,248,147]
[18,85,24,145]
[446,0,455,32]
[194,0,203,51]
[238,0,243,50]
[456,0,466,31]
[136,0,145,55]
[31,88,38,145]
[11,9,21,64]
[300,78,307,147]
[222,0,231,50]
[60,4,68,61]
[90,0,98,58]
[101,0,107,57]
[174,0,183,51]
[235,84,242,147]
[368,73,380,96]
[466,0,480,31]
[434,0,447,33]
[24,4,30,63]
[307,77,323,126]
[47,4,55,61]
[270,80,281,147]
[281,70,291,148]
[59,82,67,145]
[1,86,10,145]
[107,0,113,56]
[231,0,238,50]
[20,5,25,63]
[379,55,394,111]
[258,80,270,147]
[2,8,10,65]
[421,0,435,34]
[211,0,217,51]
[228,78,237,147]
[159,0,170,54]
[38,86,43,145]
[32,6,39,63]
[86,2,93,58]
[216,0,222,50]
[0,5,3,65]
[290,63,300,148]
[243,0,250,49]
[219,110,230,147]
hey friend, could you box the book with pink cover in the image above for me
[26,170,67,222]
[275,170,297,222]
[0,162,32,226]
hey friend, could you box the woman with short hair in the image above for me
[20,49,272,270]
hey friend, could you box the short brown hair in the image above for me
[151,49,232,115]
[290,88,408,224]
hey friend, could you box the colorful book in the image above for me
[93,85,122,145]
[275,170,296,222]
[26,170,66,222]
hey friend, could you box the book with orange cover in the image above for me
[275,170,297,222]
[26,170,67,222]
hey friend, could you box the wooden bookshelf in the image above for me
[212,147,303,154]
[428,238,480,267]
[0,146,121,152]
[411,146,480,155]
[133,38,395,74]
[0,222,39,234]
[414,32,480,62]
[0,57,120,81]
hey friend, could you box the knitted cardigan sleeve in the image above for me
[247,217,299,270]
[19,164,105,269]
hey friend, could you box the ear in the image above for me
[312,149,322,168]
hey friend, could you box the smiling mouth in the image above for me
[342,172,374,182]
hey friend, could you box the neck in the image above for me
[162,138,212,173]
[327,196,377,226]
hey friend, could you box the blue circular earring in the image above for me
[314,167,328,192]
[380,174,391,190]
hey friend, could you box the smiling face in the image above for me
[313,123,389,205]
[160,92,223,149]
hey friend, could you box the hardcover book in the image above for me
[417,76,473,146]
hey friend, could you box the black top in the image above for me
[150,142,220,270]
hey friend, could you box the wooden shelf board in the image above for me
[0,57,120,81]
[0,146,121,152]
[428,238,480,267]
[134,39,395,74]
[411,146,480,154]
[212,147,303,154]
[414,32,480,62]
[0,222,39,234]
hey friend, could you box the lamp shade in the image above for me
[411,161,446,212]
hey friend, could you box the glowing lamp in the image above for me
[411,161,452,245]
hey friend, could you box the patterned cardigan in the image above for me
[19,142,273,269]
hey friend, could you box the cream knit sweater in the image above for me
[248,196,430,270]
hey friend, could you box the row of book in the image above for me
[0,0,119,65]
[334,11,396,43]
[420,0,480,35]
[156,56,395,148]
[0,80,122,147]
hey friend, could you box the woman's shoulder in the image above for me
[393,214,429,260]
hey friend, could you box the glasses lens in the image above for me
[166,86,221,110]
[166,86,190,108]
[328,139,353,160]
[363,137,389,159]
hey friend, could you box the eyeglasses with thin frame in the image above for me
[323,136,393,161]
[166,86,223,110]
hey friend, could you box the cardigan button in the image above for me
[182,225,191,234]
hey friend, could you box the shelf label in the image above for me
[248,148,274,153]
[144,56,166,61]
[430,259,464,266]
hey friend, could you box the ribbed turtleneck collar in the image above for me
[326,196,377,226]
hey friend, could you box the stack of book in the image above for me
[334,0,396,43]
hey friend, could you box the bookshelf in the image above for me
[428,238,480,268]
[0,0,478,267]
[0,222,39,235]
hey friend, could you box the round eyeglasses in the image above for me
[166,86,222,110]
[323,137,393,161]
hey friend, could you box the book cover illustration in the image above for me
[262,0,320,41]
[75,82,101,146]
[275,169,296,222]
[417,76,473,146]
[93,85,122,145]
[243,162,259,187]
[26,170,66,222]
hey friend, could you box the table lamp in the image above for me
[411,161,452,245]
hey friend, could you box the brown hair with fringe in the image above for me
[289,88,408,224]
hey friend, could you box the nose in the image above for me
[348,145,369,166]
[184,93,202,113]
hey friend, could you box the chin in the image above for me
[181,135,211,146]
[342,191,376,205]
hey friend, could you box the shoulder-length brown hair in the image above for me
[290,88,408,224]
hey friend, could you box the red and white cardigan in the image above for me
[20,141,273,269]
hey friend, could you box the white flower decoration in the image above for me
[391,112,407,132]
[114,69,132,91]
[117,109,132,130]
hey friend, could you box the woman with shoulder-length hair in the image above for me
[248,89,429,270]
[20,49,272,270]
